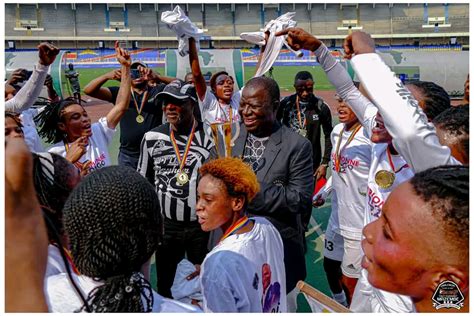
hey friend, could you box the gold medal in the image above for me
[131,89,148,125]
[136,114,144,123]
[299,128,307,137]
[375,170,395,189]
[176,171,189,186]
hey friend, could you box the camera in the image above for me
[131,69,141,79]
[22,69,33,80]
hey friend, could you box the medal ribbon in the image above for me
[170,120,197,174]
[334,123,362,173]
[386,147,410,174]
[62,246,81,275]
[131,89,148,117]
[64,141,90,171]
[295,96,305,130]
[218,102,233,123]
[52,243,81,275]
[219,216,251,243]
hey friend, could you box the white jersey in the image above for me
[48,117,116,173]
[199,89,241,125]
[20,108,44,153]
[365,143,415,225]
[45,273,200,313]
[327,123,371,239]
[315,44,461,313]
[200,217,286,313]
[45,245,68,279]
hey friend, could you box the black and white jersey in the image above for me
[138,121,213,222]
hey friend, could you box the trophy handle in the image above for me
[231,122,240,147]
[210,123,220,157]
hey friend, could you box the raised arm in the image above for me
[105,42,131,129]
[188,37,207,101]
[277,28,377,135]
[83,69,121,102]
[5,43,59,113]
[5,138,48,312]
[138,66,177,85]
[345,31,459,171]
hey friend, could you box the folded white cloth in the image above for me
[161,5,204,57]
[250,12,298,77]
[171,259,203,304]
[239,31,266,46]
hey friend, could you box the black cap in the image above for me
[157,80,197,103]
[131,61,147,69]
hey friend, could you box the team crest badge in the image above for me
[432,280,464,310]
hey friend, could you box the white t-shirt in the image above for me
[317,43,461,314]
[45,273,201,313]
[48,117,115,173]
[20,107,44,153]
[200,217,287,313]
[45,245,68,279]
[365,144,415,225]
[327,123,371,239]
[199,89,241,125]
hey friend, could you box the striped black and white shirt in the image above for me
[138,121,213,222]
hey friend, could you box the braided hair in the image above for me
[31,152,88,309]
[433,105,469,164]
[32,152,79,240]
[410,165,469,263]
[406,81,451,121]
[63,166,163,312]
[34,97,79,144]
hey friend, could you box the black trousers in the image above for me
[155,218,210,298]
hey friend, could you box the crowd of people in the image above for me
[4,17,469,314]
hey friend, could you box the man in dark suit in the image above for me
[212,76,314,311]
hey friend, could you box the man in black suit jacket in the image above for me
[212,76,314,311]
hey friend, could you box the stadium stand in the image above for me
[4,3,469,49]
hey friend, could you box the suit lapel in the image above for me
[232,123,248,158]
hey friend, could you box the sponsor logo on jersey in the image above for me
[367,187,384,218]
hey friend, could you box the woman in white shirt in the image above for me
[35,42,131,175]
[46,166,200,313]
[192,157,287,312]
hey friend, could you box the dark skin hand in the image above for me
[5,138,48,312]
[7,68,27,85]
[38,42,60,66]
[342,31,376,59]
[275,27,322,52]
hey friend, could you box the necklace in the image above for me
[131,88,148,123]
[375,146,410,189]
[334,123,362,173]
[295,96,307,137]
[219,216,251,243]
[170,120,197,186]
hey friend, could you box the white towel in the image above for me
[247,12,299,77]
[171,259,203,304]
[161,5,204,57]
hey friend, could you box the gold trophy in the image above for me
[210,121,240,158]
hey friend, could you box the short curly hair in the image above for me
[199,157,260,204]
[410,165,468,265]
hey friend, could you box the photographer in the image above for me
[84,61,177,169]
